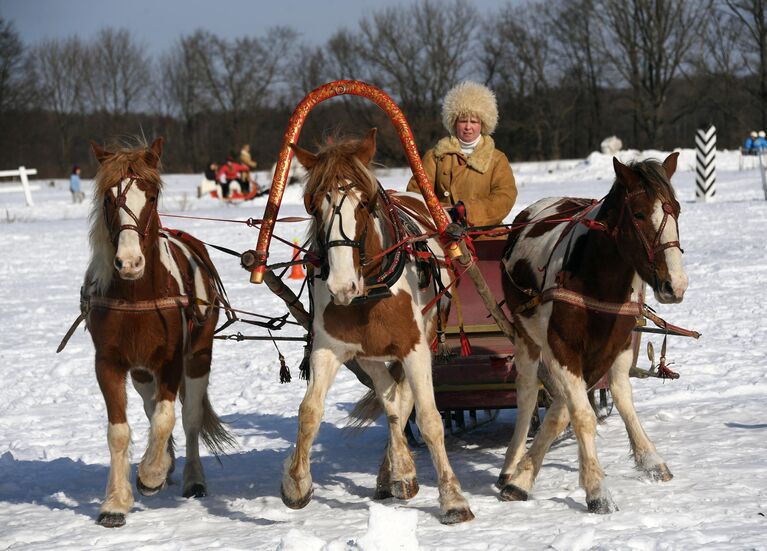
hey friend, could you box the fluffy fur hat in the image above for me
[442,81,499,136]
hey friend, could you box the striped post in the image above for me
[695,125,716,202]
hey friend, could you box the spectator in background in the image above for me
[755,131,767,152]
[743,131,757,153]
[70,165,85,203]
[239,144,257,170]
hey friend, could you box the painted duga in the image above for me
[499,154,688,513]
[281,129,474,524]
[85,138,234,527]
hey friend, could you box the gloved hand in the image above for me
[449,201,468,224]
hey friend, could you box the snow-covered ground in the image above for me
[1,149,766,550]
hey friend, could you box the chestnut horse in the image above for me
[499,154,688,513]
[85,138,234,527]
[281,130,474,524]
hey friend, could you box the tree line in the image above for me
[0,0,765,178]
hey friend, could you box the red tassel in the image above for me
[459,326,472,357]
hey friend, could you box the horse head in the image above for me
[611,153,688,304]
[291,129,380,305]
[90,138,164,281]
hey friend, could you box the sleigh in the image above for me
[240,80,697,431]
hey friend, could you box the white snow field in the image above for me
[1,149,766,550]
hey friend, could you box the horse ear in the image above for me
[613,157,636,186]
[90,141,112,165]
[356,128,377,166]
[289,143,318,170]
[662,151,679,180]
[145,137,164,168]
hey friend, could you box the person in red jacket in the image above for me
[215,155,244,198]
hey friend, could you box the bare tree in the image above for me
[480,3,574,159]
[547,0,607,150]
[0,18,34,113]
[723,0,767,127]
[356,0,479,148]
[596,0,706,147]
[154,35,211,169]
[186,27,297,145]
[30,36,89,169]
[85,28,151,116]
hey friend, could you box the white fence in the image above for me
[0,166,39,206]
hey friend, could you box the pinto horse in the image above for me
[85,138,234,527]
[498,154,688,513]
[280,130,474,524]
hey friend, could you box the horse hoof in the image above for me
[373,485,393,500]
[390,478,419,500]
[496,473,512,489]
[648,464,673,482]
[499,483,528,502]
[440,506,475,525]
[281,484,313,510]
[97,512,126,528]
[136,476,166,496]
[587,496,618,514]
[183,483,208,499]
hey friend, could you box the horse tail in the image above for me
[346,389,383,430]
[345,361,406,431]
[200,392,237,456]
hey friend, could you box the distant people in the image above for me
[215,154,246,198]
[69,165,85,203]
[755,131,767,152]
[743,131,758,153]
[239,144,257,170]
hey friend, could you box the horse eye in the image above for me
[149,196,156,203]
[633,212,645,221]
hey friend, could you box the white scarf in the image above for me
[458,135,481,156]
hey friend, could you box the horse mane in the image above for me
[304,136,378,241]
[622,158,677,203]
[86,139,164,295]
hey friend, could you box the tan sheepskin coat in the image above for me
[407,135,517,227]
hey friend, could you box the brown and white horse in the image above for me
[85,138,234,527]
[280,130,474,524]
[498,154,688,513]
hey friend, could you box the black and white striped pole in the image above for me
[695,125,716,202]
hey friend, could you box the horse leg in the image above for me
[357,360,418,501]
[281,347,341,509]
[497,338,540,489]
[136,357,180,496]
[609,348,672,481]
[554,361,617,514]
[499,397,570,502]
[403,344,474,524]
[96,358,132,528]
[130,370,175,476]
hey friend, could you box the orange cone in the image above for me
[288,240,306,280]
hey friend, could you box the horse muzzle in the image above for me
[328,277,363,306]
[653,275,687,304]
[114,254,145,280]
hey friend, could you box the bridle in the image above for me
[104,176,157,243]
[613,187,683,267]
[314,181,373,281]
